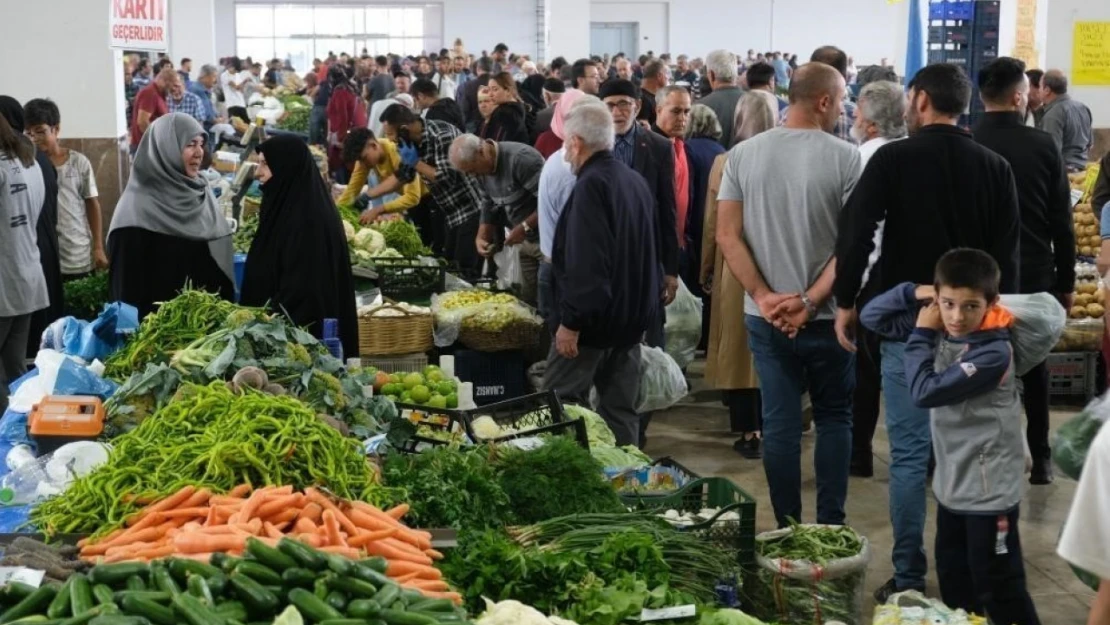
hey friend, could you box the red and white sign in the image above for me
[110,0,168,51]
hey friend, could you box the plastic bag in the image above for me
[636,346,688,413]
[494,245,523,292]
[872,590,986,625]
[748,525,871,625]
[1052,392,1109,480]
[430,290,538,347]
[39,302,139,364]
[664,278,703,370]
[997,293,1066,375]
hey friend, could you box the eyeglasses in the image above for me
[605,100,635,111]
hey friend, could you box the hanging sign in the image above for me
[110,0,169,51]
[1072,22,1110,86]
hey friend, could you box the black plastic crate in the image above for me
[453,348,528,406]
[928,26,945,43]
[464,390,589,448]
[974,0,1001,25]
[373,257,446,305]
[1048,352,1098,400]
[944,24,972,45]
[389,403,471,453]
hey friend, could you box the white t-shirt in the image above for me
[1058,422,1110,581]
[55,150,99,275]
[0,153,48,317]
[221,70,247,108]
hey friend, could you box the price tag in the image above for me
[0,567,45,588]
[1072,188,1085,207]
[640,605,697,621]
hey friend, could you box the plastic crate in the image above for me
[945,0,974,20]
[453,349,527,405]
[944,24,972,44]
[623,477,758,569]
[928,1,945,20]
[609,456,701,495]
[389,403,470,453]
[361,352,429,373]
[373,258,446,306]
[465,390,590,448]
[1048,352,1098,400]
[974,0,1000,25]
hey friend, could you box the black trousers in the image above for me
[851,323,883,460]
[1020,361,1051,460]
[444,214,481,281]
[725,389,762,433]
[936,505,1041,625]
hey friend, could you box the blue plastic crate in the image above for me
[928,1,946,20]
[233,253,247,302]
[945,0,974,21]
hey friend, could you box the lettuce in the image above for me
[564,403,616,447]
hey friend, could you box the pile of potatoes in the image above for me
[1071,280,1106,319]
[1074,202,1101,257]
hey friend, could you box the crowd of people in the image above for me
[2,33,1110,625]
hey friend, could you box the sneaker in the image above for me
[873,577,925,605]
[732,436,762,459]
[1030,458,1054,485]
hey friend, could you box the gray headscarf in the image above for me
[110,113,233,282]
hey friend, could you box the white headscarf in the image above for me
[110,113,233,282]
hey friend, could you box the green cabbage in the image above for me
[564,404,616,447]
[591,445,651,470]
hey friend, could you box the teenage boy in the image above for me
[861,248,1041,625]
[338,127,423,223]
[23,98,106,277]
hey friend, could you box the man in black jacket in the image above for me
[973,57,1075,485]
[600,79,679,342]
[543,100,660,447]
[832,63,1021,603]
[411,78,465,131]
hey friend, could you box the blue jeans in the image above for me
[881,340,931,590]
[537,261,554,329]
[745,316,854,527]
[309,105,327,145]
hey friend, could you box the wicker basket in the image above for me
[358,303,433,356]
[458,320,542,352]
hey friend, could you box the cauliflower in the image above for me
[354,249,373,262]
[471,415,518,439]
[477,599,574,625]
[342,220,355,242]
[353,228,386,254]
[371,247,403,259]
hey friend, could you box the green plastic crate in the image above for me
[621,476,757,568]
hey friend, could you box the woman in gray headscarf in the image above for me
[108,113,233,319]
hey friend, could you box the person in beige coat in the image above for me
[700,153,762,458]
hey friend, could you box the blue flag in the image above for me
[905,0,926,84]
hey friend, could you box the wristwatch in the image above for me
[800,293,818,321]
[522,222,534,234]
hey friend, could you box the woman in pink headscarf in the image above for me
[533,88,586,159]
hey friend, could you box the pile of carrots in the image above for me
[78,484,457,601]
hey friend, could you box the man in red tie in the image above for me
[655,86,693,268]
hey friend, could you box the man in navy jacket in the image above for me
[542,100,660,447]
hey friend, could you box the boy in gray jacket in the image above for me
[861,248,1041,625]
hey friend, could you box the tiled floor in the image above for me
[646,362,1095,624]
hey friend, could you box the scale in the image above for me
[28,396,105,455]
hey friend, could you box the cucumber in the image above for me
[369,585,400,609]
[276,539,326,571]
[212,601,247,623]
[1,584,58,624]
[204,574,227,599]
[349,568,392,589]
[324,591,347,612]
[358,558,388,574]
[170,594,222,625]
[344,599,381,619]
[167,560,221,584]
[69,577,93,616]
[227,574,278,618]
[87,616,151,625]
[320,621,375,625]
[324,555,352,577]
[313,578,331,601]
[232,563,280,587]
[216,557,241,575]
[91,585,115,608]
[58,608,103,625]
[405,599,455,613]
[148,566,179,598]
[110,594,168,606]
[279,568,316,589]
[207,554,231,570]
[243,539,296,572]
[378,610,438,625]
[398,590,424,606]
[1,583,38,604]
[287,589,342,623]
[123,578,145,593]
[329,578,378,599]
[425,614,463,623]
[88,564,149,588]
[48,579,73,619]
[119,595,174,625]
[185,577,213,607]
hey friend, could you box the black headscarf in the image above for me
[520,74,546,111]
[239,134,359,357]
[0,95,63,354]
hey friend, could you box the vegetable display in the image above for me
[62,272,110,321]
[373,220,428,258]
[233,214,258,254]
[494,438,624,525]
[381,447,511,532]
[0,537,88,583]
[32,382,386,537]
[276,106,310,132]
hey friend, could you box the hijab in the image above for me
[551,88,587,141]
[0,96,25,132]
[240,134,358,356]
[109,113,233,282]
[520,74,546,111]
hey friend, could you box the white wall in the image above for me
[551,0,592,61]
[1045,0,1110,127]
[0,1,126,138]
[589,1,668,58]
[171,0,217,76]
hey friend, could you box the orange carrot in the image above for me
[394,572,420,583]
[416,590,463,605]
[385,560,442,579]
[402,579,450,592]
[265,508,300,526]
[106,544,175,563]
[228,484,253,497]
[210,496,247,507]
[297,533,325,548]
[381,537,431,559]
[425,549,445,560]
[346,508,394,533]
[346,528,397,547]
[321,510,344,547]
[173,533,247,554]
[262,522,284,539]
[180,488,212,509]
[299,503,323,523]
[293,518,318,534]
[255,495,300,520]
[305,489,360,537]
[161,507,211,519]
[365,541,433,566]
[384,503,410,520]
[133,486,196,522]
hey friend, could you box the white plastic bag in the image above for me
[494,245,523,292]
[664,278,703,369]
[636,346,688,412]
[998,293,1066,376]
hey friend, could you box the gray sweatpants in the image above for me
[0,314,32,414]
[542,343,642,447]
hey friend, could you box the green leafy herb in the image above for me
[381,446,511,531]
[62,272,110,320]
[495,437,624,525]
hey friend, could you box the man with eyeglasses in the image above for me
[571,59,601,96]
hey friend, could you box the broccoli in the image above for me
[225,308,258,328]
[285,343,312,367]
[305,370,346,412]
[234,337,257,362]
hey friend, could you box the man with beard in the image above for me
[832,63,1020,604]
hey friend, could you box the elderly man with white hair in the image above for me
[449,134,545,305]
[697,50,742,148]
[541,100,661,447]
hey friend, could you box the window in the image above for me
[235,4,432,74]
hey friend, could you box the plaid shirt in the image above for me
[167,90,207,124]
[779,97,858,144]
[421,119,482,228]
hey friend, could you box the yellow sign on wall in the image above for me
[1072,22,1110,86]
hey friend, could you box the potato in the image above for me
[1079,282,1099,295]
[1076,293,1093,306]
[1071,305,1089,318]
[1081,246,1093,256]
[1087,303,1105,317]
[1097,289,1106,304]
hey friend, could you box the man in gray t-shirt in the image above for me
[715,63,861,529]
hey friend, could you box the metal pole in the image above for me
[769,0,775,50]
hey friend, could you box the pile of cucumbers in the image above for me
[0,537,468,625]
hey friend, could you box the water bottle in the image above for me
[5,445,35,473]
[0,457,60,505]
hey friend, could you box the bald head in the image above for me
[1043,69,1068,95]
[788,63,845,105]
[154,66,181,93]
